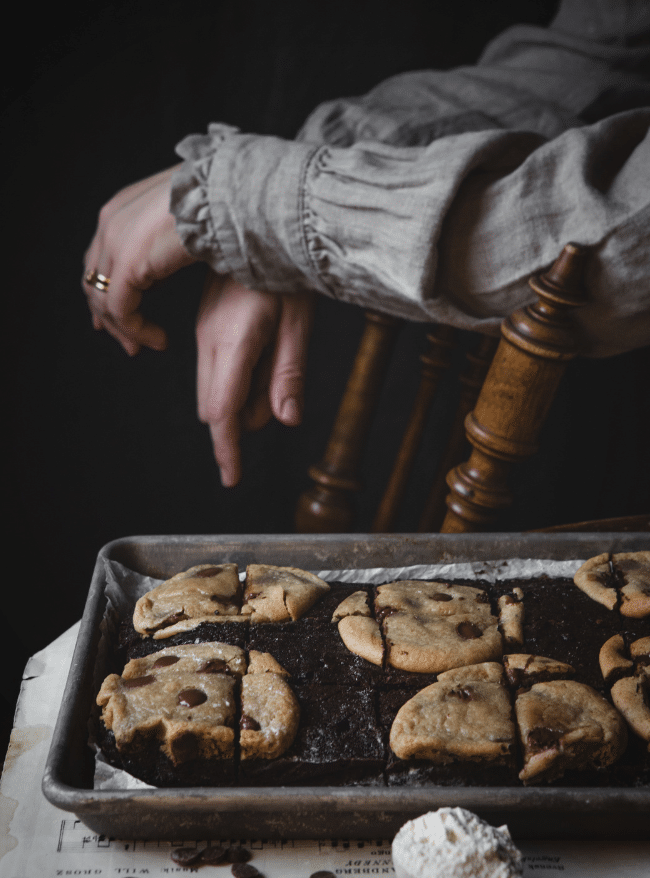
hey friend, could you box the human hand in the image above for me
[82,166,196,355]
[196,274,314,486]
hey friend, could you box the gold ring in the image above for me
[85,269,111,292]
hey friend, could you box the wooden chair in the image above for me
[295,242,591,534]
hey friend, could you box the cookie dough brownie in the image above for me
[97,642,245,786]
[515,679,628,784]
[97,643,300,787]
[239,683,385,786]
[389,662,516,766]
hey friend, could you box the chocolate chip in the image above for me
[375,606,398,623]
[123,675,155,689]
[198,658,230,674]
[475,592,489,603]
[528,726,563,752]
[225,846,252,863]
[231,865,261,878]
[431,592,453,601]
[199,844,227,865]
[450,687,474,701]
[170,847,202,866]
[457,621,482,639]
[178,688,207,708]
[195,566,223,577]
[240,714,261,731]
[152,655,179,668]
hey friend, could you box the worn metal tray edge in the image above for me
[42,533,650,841]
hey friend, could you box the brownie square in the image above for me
[238,683,385,786]
[248,620,383,686]
[512,578,623,694]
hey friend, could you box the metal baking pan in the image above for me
[42,532,650,841]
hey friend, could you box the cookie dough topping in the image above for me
[377,581,501,674]
[615,552,650,618]
[389,662,515,764]
[97,643,245,764]
[133,564,242,638]
[574,551,650,617]
[503,654,574,689]
[498,588,524,648]
[97,643,300,769]
[331,591,372,622]
[599,634,633,684]
[241,565,330,622]
[515,679,627,784]
[240,664,300,760]
[603,635,650,749]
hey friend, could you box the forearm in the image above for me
[297,0,650,147]
[171,109,650,357]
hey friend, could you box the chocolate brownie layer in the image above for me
[238,683,385,786]
[248,619,384,687]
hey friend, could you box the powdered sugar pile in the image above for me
[392,807,523,878]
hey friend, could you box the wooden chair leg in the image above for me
[417,332,499,532]
[441,243,589,533]
[372,325,456,533]
[295,310,401,533]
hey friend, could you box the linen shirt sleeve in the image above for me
[170,0,650,357]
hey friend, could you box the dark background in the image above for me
[3,0,648,748]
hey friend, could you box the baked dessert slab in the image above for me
[43,533,650,844]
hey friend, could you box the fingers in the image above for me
[269,292,314,426]
[196,276,278,486]
[195,277,314,487]
[81,165,191,354]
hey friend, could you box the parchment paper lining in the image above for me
[92,555,585,790]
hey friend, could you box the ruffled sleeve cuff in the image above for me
[171,123,239,271]
[171,123,324,293]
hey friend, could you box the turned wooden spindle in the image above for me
[295,310,401,533]
[418,332,499,532]
[372,325,456,532]
[441,243,589,534]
